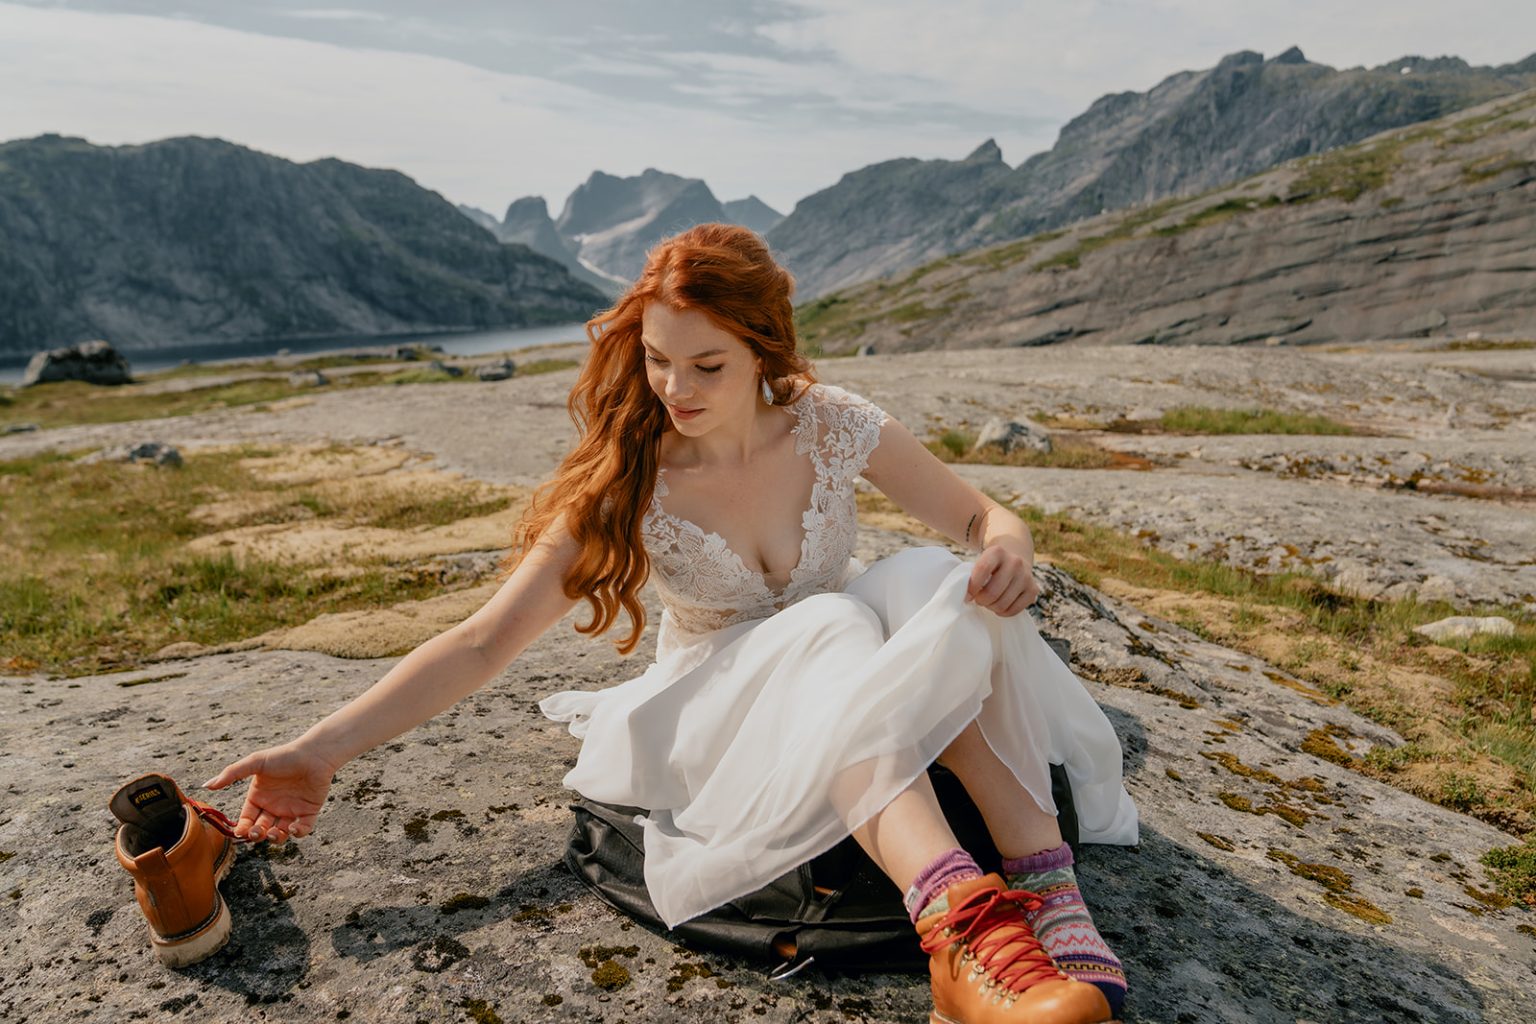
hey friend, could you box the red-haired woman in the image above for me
[208,223,1138,1024]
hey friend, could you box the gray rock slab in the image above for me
[1,530,1530,1023]
[953,462,1536,608]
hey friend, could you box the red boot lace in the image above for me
[187,798,254,843]
[918,886,1065,994]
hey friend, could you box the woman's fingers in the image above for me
[202,752,261,791]
[247,810,279,842]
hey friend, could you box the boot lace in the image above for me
[188,798,254,843]
[918,885,1064,994]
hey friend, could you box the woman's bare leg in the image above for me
[937,719,1062,860]
[847,769,962,891]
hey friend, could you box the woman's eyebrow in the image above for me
[641,339,728,359]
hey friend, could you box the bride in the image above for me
[207,223,1138,1024]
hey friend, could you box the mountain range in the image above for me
[0,135,608,358]
[3,45,1532,360]
[792,87,1536,353]
[765,46,1536,300]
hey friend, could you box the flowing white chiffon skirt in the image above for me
[538,545,1140,929]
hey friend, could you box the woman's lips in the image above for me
[671,405,703,420]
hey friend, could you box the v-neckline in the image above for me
[651,391,819,598]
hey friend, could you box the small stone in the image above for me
[1415,575,1459,604]
[288,370,329,388]
[394,345,421,361]
[475,359,516,381]
[1414,616,1516,642]
[2,423,39,434]
[1332,563,1385,600]
[428,360,464,378]
[973,417,1052,455]
[856,343,876,357]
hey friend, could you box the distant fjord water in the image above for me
[0,323,590,385]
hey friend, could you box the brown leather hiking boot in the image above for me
[915,873,1115,1024]
[111,773,244,967]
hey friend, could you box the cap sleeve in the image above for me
[809,383,890,483]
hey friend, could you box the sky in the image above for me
[2,1,1534,219]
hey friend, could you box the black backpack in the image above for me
[565,761,1079,976]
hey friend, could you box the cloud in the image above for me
[0,3,1022,214]
[279,8,390,21]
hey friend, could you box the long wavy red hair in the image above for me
[501,223,818,654]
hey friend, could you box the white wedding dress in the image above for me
[539,382,1139,929]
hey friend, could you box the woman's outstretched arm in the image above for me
[203,514,582,843]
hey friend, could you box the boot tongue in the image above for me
[110,774,184,830]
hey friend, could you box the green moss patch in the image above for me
[1152,405,1355,436]
[1323,892,1393,926]
[1480,838,1536,908]
[923,426,1137,470]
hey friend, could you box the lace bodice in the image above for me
[643,382,890,652]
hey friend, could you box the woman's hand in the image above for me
[202,741,339,845]
[964,536,1040,617]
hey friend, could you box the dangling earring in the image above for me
[760,374,774,405]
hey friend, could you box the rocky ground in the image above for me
[1,340,1533,1022]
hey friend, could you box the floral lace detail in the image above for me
[643,382,889,646]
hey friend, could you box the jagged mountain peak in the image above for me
[503,195,551,221]
[1214,50,1264,71]
[964,138,1004,164]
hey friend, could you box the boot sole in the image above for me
[148,839,235,968]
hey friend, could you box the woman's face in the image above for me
[640,301,762,436]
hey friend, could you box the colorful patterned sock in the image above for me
[1003,843,1126,1018]
[905,847,983,924]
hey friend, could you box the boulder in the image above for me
[1413,615,1515,642]
[21,340,132,387]
[428,360,465,378]
[80,442,183,468]
[3,423,39,434]
[856,343,876,357]
[973,417,1053,455]
[475,359,516,382]
[288,370,329,388]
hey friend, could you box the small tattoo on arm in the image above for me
[964,512,977,546]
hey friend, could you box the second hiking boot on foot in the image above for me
[915,873,1114,1024]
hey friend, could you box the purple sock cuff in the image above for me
[1002,841,1074,875]
[905,847,982,923]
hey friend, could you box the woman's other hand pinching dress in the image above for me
[539,382,1139,929]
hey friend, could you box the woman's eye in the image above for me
[700,365,723,374]
[644,354,666,365]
